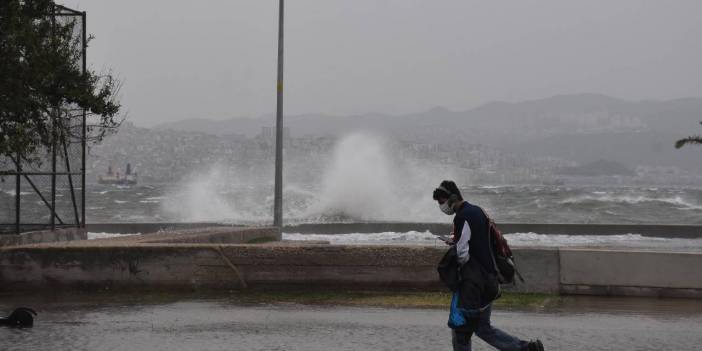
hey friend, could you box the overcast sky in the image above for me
[61,0,702,126]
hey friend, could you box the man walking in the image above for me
[433,180,544,351]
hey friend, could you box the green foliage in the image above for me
[675,121,702,149]
[0,0,121,167]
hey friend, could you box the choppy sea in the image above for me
[2,183,701,225]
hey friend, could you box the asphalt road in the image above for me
[1,297,701,351]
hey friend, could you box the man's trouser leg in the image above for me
[474,305,529,351]
[452,329,473,351]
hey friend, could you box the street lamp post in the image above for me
[273,0,284,228]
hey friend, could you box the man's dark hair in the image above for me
[432,180,463,201]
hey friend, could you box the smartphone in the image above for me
[436,235,452,244]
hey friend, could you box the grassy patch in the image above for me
[245,236,279,244]
[494,292,556,309]
[1,288,556,311]
[223,288,556,310]
[228,289,452,308]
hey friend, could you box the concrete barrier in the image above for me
[0,227,87,247]
[0,244,444,291]
[503,248,560,294]
[123,226,281,245]
[559,249,702,298]
[0,227,699,297]
[86,222,228,234]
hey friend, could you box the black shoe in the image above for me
[527,339,544,351]
[0,307,37,328]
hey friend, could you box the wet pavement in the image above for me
[1,295,701,351]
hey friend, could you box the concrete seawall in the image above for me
[0,244,443,290]
[1,226,700,297]
[0,227,87,247]
[559,249,702,298]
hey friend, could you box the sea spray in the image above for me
[305,132,450,222]
[306,132,398,220]
[159,165,319,223]
[161,166,242,222]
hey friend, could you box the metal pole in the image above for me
[50,6,57,231]
[20,172,64,225]
[15,154,20,235]
[273,0,284,228]
[51,122,57,230]
[81,11,87,227]
[63,138,79,225]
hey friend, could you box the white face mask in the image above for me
[439,201,455,215]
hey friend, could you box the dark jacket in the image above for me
[452,202,499,312]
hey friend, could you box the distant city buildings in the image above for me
[88,122,701,186]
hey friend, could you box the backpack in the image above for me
[480,208,525,285]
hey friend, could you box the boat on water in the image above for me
[98,163,137,185]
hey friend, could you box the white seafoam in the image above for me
[85,231,702,251]
[282,231,702,251]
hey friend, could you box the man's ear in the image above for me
[448,193,458,204]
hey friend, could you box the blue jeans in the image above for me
[452,304,528,351]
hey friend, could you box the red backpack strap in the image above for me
[478,206,512,257]
[477,206,495,226]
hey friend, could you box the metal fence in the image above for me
[0,5,86,234]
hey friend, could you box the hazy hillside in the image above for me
[152,94,702,170]
[509,131,701,170]
[155,94,702,136]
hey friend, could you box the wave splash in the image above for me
[302,131,449,222]
[160,132,449,224]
